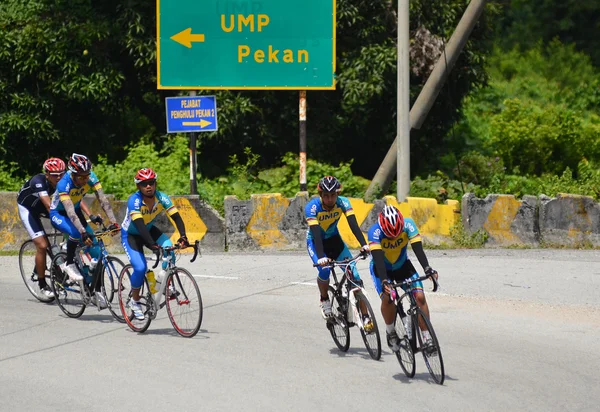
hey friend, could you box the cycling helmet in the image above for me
[378,205,404,238]
[68,153,92,174]
[317,176,341,193]
[134,168,157,184]
[43,158,66,174]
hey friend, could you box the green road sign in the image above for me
[157,0,336,90]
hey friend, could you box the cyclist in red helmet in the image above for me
[120,168,189,320]
[49,153,120,307]
[368,205,439,352]
[305,176,370,321]
[17,157,94,298]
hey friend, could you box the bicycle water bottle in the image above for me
[403,316,412,339]
[147,270,158,294]
[89,258,98,272]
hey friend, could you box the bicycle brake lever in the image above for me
[190,240,200,263]
[430,274,439,292]
[151,248,161,269]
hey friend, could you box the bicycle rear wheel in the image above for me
[355,290,381,360]
[326,286,350,351]
[165,268,203,337]
[414,307,445,384]
[394,307,416,378]
[18,240,55,303]
[50,252,86,318]
[118,264,152,333]
[101,256,126,323]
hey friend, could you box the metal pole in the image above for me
[397,0,410,202]
[365,0,488,200]
[189,91,198,195]
[299,90,307,191]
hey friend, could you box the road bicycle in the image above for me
[49,225,126,321]
[118,240,203,338]
[18,224,66,303]
[316,252,382,360]
[389,273,445,384]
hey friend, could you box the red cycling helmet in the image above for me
[134,168,157,184]
[43,158,66,174]
[68,153,92,174]
[378,205,405,238]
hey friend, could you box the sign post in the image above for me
[165,95,218,195]
[157,0,336,90]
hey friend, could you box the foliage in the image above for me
[0,161,24,191]
[406,172,475,204]
[449,220,488,248]
[93,135,189,200]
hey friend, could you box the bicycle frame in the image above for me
[144,242,200,320]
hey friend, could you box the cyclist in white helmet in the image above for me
[305,176,370,320]
[368,205,439,352]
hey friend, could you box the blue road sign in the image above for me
[165,96,218,133]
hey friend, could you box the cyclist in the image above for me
[367,205,439,352]
[305,176,370,322]
[121,168,189,320]
[16,158,76,298]
[49,153,120,307]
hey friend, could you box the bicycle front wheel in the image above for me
[101,256,126,323]
[395,308,416,378]
[414,307,445,384]
[165,268,203,337]
[327,286,350,352]
[355,290,381,360]
[18,240,54,303]
[118,264,152,333]
[50,252,86,318]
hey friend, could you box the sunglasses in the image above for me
[139,179,156,186]
[74,174,90,179]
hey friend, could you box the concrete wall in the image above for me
[224,193,461,251]
[463,193,600,247]
[3,191,599,252]
[1,192,224,253]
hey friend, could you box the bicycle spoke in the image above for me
[166,268,203,337]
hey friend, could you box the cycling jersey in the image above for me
[50,171,101,212]
[305,196,355,240]
[17,174,55,217]
[121,190,178,235]
[368,217,421,270]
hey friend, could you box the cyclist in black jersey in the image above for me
[17,158,96,298]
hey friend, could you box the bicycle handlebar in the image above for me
[151,240,201,269]
[389,272,440,301]
[312,251,369,268]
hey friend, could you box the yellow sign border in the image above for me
[156,0,337,90]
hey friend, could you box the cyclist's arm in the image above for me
[79,199,92,218]
[371,249,389,282]
[170,212,187,238]
[309,225,326,258]
[40,194,52,214]
[410,240,430,270]
[346,214,367,247]
[94,187,117,224]
[62,197,87,234]
[132,218,156,246]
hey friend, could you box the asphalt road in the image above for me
[1,249,599,411]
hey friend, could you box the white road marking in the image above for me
[193,275,240,280]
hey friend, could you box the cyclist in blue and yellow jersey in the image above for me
[121,168,189,320]
[306,176,370,319]
[50,154,120,296]
[368,205,439,352]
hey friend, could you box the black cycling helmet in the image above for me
[68,153,92,174]
[317,176,341,193]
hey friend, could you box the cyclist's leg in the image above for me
[151,227,173,270]
[336,241,369,315]
[121,232,147,301]
[307,237,331,298]
[18,205,50,287]
[50,210,80,265]
[371,263,396,327]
